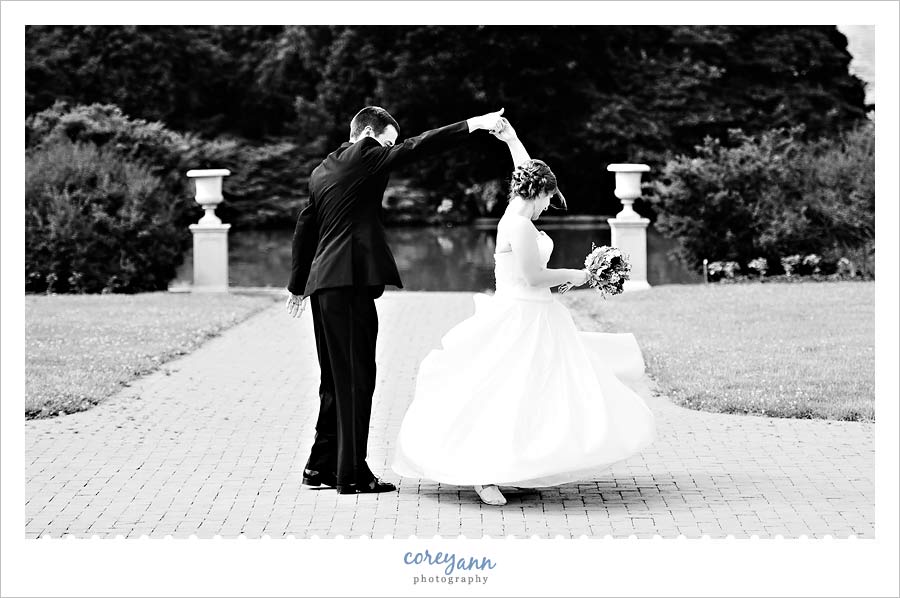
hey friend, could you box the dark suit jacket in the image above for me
[288,121,471,297]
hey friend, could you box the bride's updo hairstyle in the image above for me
[509,159,567,210]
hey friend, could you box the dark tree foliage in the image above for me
[27,25,868,217]
[26,26,221,134]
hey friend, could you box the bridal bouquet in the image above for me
[558,243,631,297]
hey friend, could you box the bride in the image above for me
[391,118,655,506]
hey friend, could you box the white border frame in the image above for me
[3,2,898,596]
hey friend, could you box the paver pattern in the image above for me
[25,292,875,538]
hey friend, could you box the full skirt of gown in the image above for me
[391,288,656,488]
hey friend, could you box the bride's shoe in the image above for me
[474,484,507,506]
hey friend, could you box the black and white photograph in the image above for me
[2,1,898,597]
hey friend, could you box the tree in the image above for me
[26,26,223,132]
[27,25,869,219]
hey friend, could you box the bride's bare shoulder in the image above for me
[498,213,535,232]
[500,217,541,251]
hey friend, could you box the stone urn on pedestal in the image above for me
[607,164,651,292]
[187,169,231,292]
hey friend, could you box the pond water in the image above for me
[173,223,702,291]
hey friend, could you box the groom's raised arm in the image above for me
[362,108,505,174]
[361,121,470,174]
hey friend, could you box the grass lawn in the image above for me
[25,292,280,419]
[560,281,875,422]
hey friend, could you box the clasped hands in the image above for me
[470,108,518,143]
[468,107,507,134]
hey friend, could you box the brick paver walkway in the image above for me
[25,292,875,538]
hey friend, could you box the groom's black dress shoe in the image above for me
[336,478,397,495]
[302,468,337,488]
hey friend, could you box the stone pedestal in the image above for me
[608,217,651,291]
[188,223,231,292]
[607,163,651,292]
[186,169,231,293]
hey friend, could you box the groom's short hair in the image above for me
[350,106,400,140]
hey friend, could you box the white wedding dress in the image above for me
[391,219,655,487]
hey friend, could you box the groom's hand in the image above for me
[286,293,308,318]
[467,107,504,133]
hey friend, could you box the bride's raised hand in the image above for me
[490,117,518,143]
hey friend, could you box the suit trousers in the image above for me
[305,285,384,485]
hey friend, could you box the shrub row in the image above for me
[25,102,317,293]
[706,249,872,284]
[648,124,874,278]
[26,140,182,293]
[26,102,875,293]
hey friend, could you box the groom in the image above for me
[286,105,505,494]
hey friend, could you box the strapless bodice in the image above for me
[493,231,554,301]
